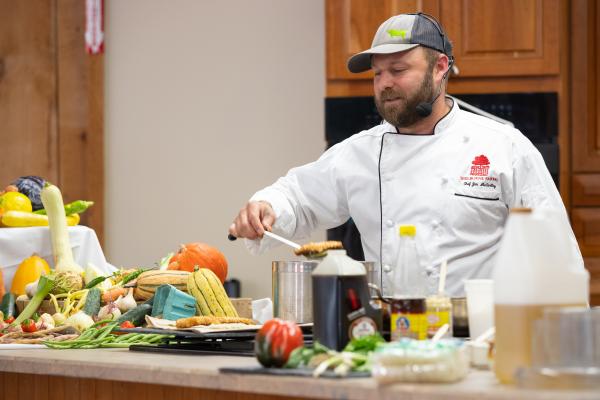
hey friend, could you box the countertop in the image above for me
[0,348,598,400]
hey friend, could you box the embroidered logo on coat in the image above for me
[470,155,490,176]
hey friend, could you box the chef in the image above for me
[229,13,584,296]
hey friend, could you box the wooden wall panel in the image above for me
[0,0,59,185]
[56,0,105,243]
[0,0,104,243]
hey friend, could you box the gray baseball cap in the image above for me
[347,13,453,73]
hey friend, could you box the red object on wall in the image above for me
[85,0,104,54]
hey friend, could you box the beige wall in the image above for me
[104,0,326,299]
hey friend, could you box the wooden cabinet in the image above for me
[439,0,559,78]
[326,0,439,82]
[570,0,600,304]
[326,0,561,96]
[0,1,104,242]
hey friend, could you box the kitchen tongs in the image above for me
[227,231,342,258]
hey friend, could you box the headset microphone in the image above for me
[415,58,454,118]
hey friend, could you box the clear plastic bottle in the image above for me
[390,225,428,340]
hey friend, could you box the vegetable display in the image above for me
[11,176,45,211]
[34,200,94,216]
[13,274,56,325]
[10,254,51,297]
[187,268,238,317]
[167,242,228,283]
[255,318,304,368]
[1,211,80,227]
[43,322,172,349]
[133,270,190,301]
[41,183,84,274]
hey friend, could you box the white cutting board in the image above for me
[0,344,46,350]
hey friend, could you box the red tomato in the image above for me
[119,321,135,329]
[4,316,15,324]
[21,319,37,333]
[254,318,304,368]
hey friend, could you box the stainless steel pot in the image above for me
[272,260,377,324]
[272,261,318,323]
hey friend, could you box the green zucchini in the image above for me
[34,200,94,216]
[83,288,101,316]
[1,293,17,318]
[116,303,152,326]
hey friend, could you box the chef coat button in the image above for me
[383,264,392,273]
[386,220,394,228]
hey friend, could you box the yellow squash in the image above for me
[1,211,80,227]
[10,254,51,296]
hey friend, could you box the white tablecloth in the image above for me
[0,226,116,293]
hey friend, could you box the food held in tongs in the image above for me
[294,240,344,258]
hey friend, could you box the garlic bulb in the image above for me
[114,288,137,312]
[98,303,122,320]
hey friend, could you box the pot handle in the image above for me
[368,283,390,303]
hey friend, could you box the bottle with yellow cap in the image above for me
[390,225,428,340]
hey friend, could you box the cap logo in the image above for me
[387,29,407,39]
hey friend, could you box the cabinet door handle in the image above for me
[451,64,460,76]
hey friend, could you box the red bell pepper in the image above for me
[21,319,37,333]
[254,318,304,368]
[119,321,135,329]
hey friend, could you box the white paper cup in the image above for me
[464,279,494,340]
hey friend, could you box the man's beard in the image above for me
[375,72,435,128]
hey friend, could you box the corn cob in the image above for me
[201,269,238,317]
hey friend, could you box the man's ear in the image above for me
[438,54,451,81]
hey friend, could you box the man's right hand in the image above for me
[229,201,276,240]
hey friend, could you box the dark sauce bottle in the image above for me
[312,250,382,351]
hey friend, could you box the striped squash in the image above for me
[133,270,190,301]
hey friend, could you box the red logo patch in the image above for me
[470,155,490,176]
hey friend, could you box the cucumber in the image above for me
[83,288,101,316]
[1,293,17,318]
[116,303,152,326]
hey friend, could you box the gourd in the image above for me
[134,270,190,301]
[10,254,50,296]
[41,183,84,274]
[167,242,228,283]
[1,210,80,227]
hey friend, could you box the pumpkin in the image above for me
[167,242,228,283]
[10,254,51,296]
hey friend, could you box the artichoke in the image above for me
[50,271,84,295]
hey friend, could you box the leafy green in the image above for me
[343,333,385,354]
[283,335,384,376]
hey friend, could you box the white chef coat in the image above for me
[247,99,584,296]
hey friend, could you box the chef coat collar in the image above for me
[382,96,458,135]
